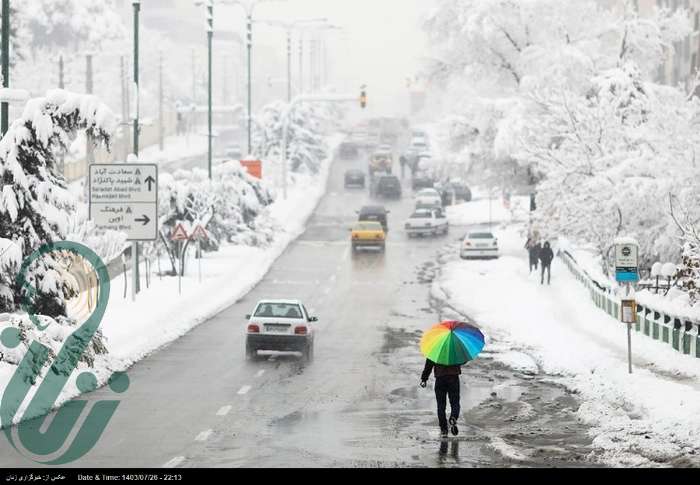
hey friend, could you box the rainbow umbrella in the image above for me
[420,321,485,366]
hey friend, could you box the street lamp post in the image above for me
[256,18,328,103]
[132,0,141,298]
[219,0,285,156]
[194,0,215,180]
[1,0,10,136]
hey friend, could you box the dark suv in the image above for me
[372,175,402,199]
[357,205,390,232]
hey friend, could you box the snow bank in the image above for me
[446,193,530,226]
[434,224,700,466]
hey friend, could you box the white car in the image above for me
[460,231,500,260]
[415,188,442,207]
[405,208,449,237]
[245,299,316,361]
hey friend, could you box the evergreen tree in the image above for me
[0,90,115,317]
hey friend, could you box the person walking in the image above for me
[539,241,554,285]
[525,238,541,273]
[420,359,462,438]
[399,155,407,179]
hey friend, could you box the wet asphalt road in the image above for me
[0,145,598,468]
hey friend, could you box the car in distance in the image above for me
[224,144,243,160]
[405,208,448,237]
[415,188,443,207]
[339,142,360,160]
[412,171,434,191]
[245,299,317,361]
[460,232,500,260]
[444,181,472,203]
[372,174,402,199]
[350,221,386,252]
[357,205,390,232]
[344,169,366,188]
[369,151,393,176]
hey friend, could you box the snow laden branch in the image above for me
[0,89,116,316]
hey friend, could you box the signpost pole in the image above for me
[626,282,633,375]
[198,239,202,284]
[178,243,183,296]
[131,245,137,302]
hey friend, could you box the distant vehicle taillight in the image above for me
[464,241,472,247]
[295,326,308,335]
[248,324,260,333]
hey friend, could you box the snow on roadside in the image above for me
[446,194,530,227]
[433,224,700,466]
[0,133,343,427]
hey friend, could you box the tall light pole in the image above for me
[195,0,215,180]
[256,18,328,103]
[132,0,141,297]
[218,0,285,156]
[301,23,341,94]
[1,0,10,136]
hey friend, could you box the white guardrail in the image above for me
[560,251,700,359]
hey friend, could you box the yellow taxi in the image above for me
[351,221,386,252]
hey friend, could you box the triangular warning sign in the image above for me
[192,225,208,241]
[171,224,189,241]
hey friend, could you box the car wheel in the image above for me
[303,342,314,362]
[245,342,257,361]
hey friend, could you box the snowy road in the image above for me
[0,154,597,468]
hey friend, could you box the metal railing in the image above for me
[560,251,700,359]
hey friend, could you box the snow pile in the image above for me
[434,224,700,466]
[446,193,530,227]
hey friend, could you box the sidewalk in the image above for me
[433,223,700,466]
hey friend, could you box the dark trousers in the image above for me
[541,263,551,284]
[435,375,460,431]
[529,258,538,273]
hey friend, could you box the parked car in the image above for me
[372,174,402,199]
[460,232,500,260]
[405,208,448,237]
[245,299,317,361]
[357,205,390,232]
[350,221,386,252]
[344,169,366,189]
[445,181,472,203]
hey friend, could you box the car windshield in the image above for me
[254,303,303,319]
[355,222,383,231]
[411,212,432,219]
[469,233,494,239]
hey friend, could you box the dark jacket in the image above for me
[539,245,554,266]
[421,359,461,381]
[528,243,541,262]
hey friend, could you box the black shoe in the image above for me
[440,428,448,438]
[449,417,459,436]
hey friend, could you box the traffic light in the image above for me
[360,88,367,109]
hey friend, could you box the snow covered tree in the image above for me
[253,101,329,175]
[0,89,115,317]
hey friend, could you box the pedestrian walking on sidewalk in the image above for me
[421,360,462,438]
[400,155,407,179]
[539,241,554,285]
[525,238,541,273]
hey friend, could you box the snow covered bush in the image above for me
[253,100,329,175]
[156,163,274,275]
[0,89,115,316]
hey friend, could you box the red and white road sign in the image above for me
[191,225,208,241]
[171,224,189,241]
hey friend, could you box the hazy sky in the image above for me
[216,0,436,115]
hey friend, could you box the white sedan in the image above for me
[405,208,449,237]
[415,188,442,207]
[460,231,500,259]
[245,299,317,361]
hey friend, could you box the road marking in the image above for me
[216,405,232,416]
[255,370,265,378]
[237,385,252,395]
[195,429,213,442]
[163,456,185,468]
